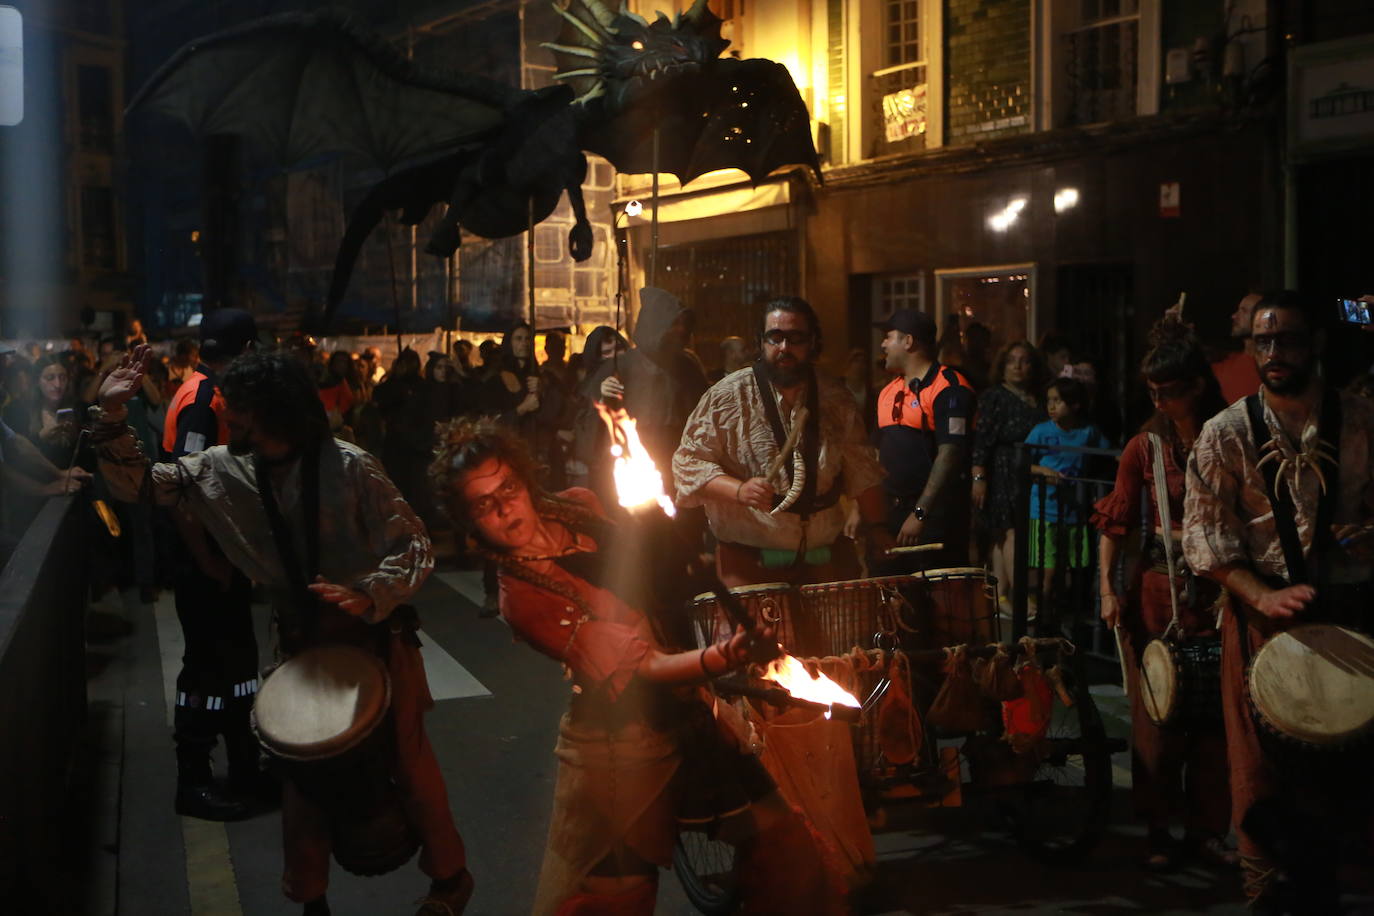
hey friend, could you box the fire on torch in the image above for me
[595,401,861,719]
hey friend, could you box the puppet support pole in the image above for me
[649,128,660,287]
[384,213,403,355]
[527,198,537,330]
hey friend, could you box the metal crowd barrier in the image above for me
[0,496,89,910]
[1009,441,1121,660]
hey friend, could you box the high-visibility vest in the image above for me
[876,365,973,433]
[163,369,229,457]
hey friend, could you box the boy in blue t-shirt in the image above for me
[1024,377,1108,606]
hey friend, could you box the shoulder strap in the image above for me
[1146,433,1181,639]
[1243,393,1306,585]
[750,360,788,448]
[255,441,323,639]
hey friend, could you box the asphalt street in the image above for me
[81,565,1289,916]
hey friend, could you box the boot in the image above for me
[302,896,331,916]
[175,783,249,821]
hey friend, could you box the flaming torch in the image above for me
[595,400,860,720]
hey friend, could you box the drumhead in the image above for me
[1139,639,1180,726]
[1250,625,1374,747]
[798,575,912,595]
[254,645,391,761]
[691,582,792,605]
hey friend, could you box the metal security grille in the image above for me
[1056,263,1132,440]
[653,231,800,364]
[1062,0,1139,126]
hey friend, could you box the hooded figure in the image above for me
[589,288,708,475]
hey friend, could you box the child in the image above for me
[1025,377,1108,614]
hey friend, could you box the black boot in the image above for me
[302,896,331,916]
[175,783,249,821]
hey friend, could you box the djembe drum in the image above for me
[1247,624,1374,751]
[253,645,418,875]
[905,567,1000,649]
[689,583,811,654]
[1139,636,1223,728]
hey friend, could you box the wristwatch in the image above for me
[911,506,927,522]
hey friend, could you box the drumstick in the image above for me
[1113,627,1129,698]
[884,542,946,556]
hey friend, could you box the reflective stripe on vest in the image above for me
[876,365,972,432]
[163,370,229,456]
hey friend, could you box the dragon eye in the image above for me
[631,40,644,50]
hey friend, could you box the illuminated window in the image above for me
[885,0,920,68]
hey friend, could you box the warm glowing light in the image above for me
[596,402,677,517]
[987,196,1028,233]
[762,654,860,709]
[1054,187,1080,213]
[631,40,644,50]
[624,200,643,217]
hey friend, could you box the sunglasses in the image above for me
[467,476,524,518]
[762,330,813,347]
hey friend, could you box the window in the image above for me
[77,65,113,152]
[1049,0,1158,127]
[81,186,116,270]
[885,0,920,68]
[873,272,924,318]
[861,0,938,160]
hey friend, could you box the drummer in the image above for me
[1183,291,1374,911]
[92,348,472,916]
[430,419,847,915]
[1091,317,1233,870]
[673,296,889,588]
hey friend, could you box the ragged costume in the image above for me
[492,488,846,915]
[1092,431,1230,839]
[94,415,466,903]
[1183,388,1374,904]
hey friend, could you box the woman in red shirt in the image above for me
[430,421,846,915]
[1092,320,1235,871]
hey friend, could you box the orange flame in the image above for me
[596,402,677,517]
[762,654,860,714]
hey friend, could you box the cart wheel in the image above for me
[998,663,1112,865]
[673,828,740,914]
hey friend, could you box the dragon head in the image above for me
[543,0,730,110]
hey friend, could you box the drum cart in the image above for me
[672,567,1126,914]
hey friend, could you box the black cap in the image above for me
[199,308,259,360]
[874,307,937,345]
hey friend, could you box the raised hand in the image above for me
[97,344,153,411]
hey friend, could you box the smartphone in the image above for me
[55,407,76,423]
[1338,298,1372,325]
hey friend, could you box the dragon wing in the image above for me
[127,8,526,172]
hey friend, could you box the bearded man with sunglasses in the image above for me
[673,297,888,588]
[1183,290,1374,913]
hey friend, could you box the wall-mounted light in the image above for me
[987,196,1027,232]
[1053,187,1080,213]
[623,200,643,218]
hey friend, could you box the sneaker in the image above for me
[415,869,475,915]
[175,784,249,822]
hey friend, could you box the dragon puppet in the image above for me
[128,0,820,329]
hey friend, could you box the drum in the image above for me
[905,567,1000,649]
[253,645,419,876]
[798,576,919,782]
[690,583,811,654]
[1247,624,1374,750]
[1138,637,1222,728]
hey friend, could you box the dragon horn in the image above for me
[573,83,607,105]
[1312,461,1329,495]
[554,5,608,44]
[682,0,712,22]
[541,42,600,58]
[618,0,650,27]
[552,68,600,80]
[582,0,617,29]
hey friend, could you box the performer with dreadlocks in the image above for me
[431,419,848,915]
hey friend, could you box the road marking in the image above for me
[150,592,243,916]
[418,627,491,700]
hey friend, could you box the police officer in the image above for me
[163,308,265,820]
[873,308,976,568]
